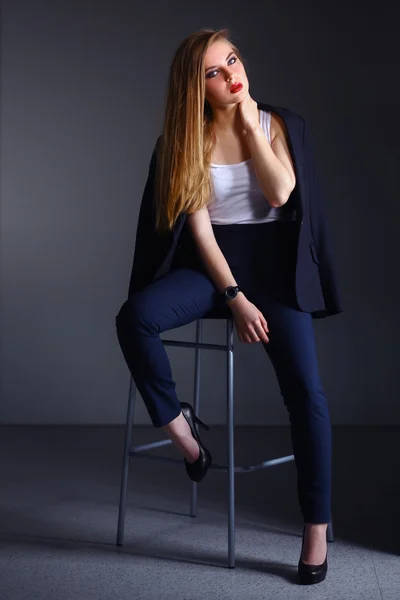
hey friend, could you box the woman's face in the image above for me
[204,40,248,109]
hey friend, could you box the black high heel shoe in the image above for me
[180,402,212,483]
[298,524,328,585]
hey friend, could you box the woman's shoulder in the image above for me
[262,109,295,143]
[258,101,305,126]
[258,102,306,145]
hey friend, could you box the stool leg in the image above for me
[227,317,235,568]
[190,319,203,516]
[116,375,137,546]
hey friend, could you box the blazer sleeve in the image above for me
[304,121,344,313]
[127,136,170,298]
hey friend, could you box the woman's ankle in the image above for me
[162,412,199,461]
[305,523,328,531]
[304,523,328,539]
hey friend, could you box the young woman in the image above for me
[115,28,343,585]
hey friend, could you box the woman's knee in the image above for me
[115,267,220,337]
[281,374,328,414]
[115,291,152,335]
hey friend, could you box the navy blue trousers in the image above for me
[115,220,332,523]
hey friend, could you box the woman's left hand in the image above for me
[238,92,260,135]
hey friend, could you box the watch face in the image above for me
[226,286,238,299]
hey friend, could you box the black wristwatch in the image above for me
[222,285,240,302]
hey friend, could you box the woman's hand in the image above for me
[228,293,270,344]
[237,92,260,135]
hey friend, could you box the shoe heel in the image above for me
[194,415,209,431]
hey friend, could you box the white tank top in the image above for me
[208,109,285,225]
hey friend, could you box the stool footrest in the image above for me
[162,339,229,351]
[128,448,295,472]
[131,439,172,453]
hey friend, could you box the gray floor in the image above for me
[0,425,399,600]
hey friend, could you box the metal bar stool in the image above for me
[116,308,334,568]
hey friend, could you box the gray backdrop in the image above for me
[1,0,398,425]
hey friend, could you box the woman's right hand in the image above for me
[228,293,270,344]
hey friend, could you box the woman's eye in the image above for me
[206,56,237,79]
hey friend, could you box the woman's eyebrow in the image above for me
[205,51,235,73]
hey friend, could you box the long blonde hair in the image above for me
[154,28,246,233]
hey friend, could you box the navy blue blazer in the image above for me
[126,101,344,319]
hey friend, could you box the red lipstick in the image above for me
[230,82,243,93]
